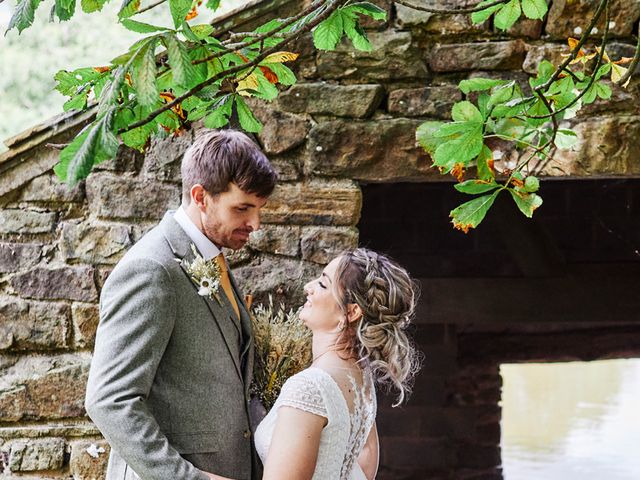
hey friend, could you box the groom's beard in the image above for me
[202,218,251,250]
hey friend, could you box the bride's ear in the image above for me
[346,304,363,324]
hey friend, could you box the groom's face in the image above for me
[200,182,268,250]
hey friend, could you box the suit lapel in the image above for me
[160,212,243,381]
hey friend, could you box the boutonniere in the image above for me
[179,244,222,304]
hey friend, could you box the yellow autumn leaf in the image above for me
[611,63,631,88]
[237,72,259,96]
[262,51,299,64]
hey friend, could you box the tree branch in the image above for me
[615,20,640,86]
[119,0,345,134]
[394,0,510,14]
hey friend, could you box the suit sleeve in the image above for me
[85,257,209,480]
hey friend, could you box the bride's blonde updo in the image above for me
[333,248,422,406]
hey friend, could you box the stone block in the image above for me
[261,180,362,226]
[307,119,436,181]
[11,266,98,302]
[86,173,180,220]
[248,225,301,257]
[429,40,526,72]
[234,255,322,308]
[0,297,69,351]
[72,303,100,349]
[268,147,304,182]
[142,129,195,183]
[69,440,111,480]
[546,0,640,39]
[300,226,359,264]
[0,210,56,234]
[507,18,543,39]
[544,116,640,177]
[0,242,43,273]
[8,438,65,472]
[388,86,462,118]
[61,220,133,265]
[278,83,384,118]
[396,1,487,34]
[249,103,310,155]
[0,355,90,421]
[19,174,85,203]
[317,31,428,81]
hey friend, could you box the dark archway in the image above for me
[358,179,640,480]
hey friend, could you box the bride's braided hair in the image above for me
[333,248,422,406]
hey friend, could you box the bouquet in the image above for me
[250,296,312,410]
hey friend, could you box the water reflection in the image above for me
[501,359,640,479]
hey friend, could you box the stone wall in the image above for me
[1,0,639,477]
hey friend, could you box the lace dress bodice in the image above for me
[254,367,376,479]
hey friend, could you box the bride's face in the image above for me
[300,257,345,332]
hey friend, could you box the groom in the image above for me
[85,129,278,480]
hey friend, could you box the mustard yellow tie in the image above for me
[214,253,240,320]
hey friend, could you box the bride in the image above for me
[254,248,422,479]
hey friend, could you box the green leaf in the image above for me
[555,129,578,149]
[235,96,263,133]
[476,144,495,181]
[433,132,484,170]
[7,0,42,34]
[97,66,128,115]
[530,60,554,88]
[263,62,297,86]
[55,109,119,184]
[471,0,503,24]
[450,191,499,232]
[455,179,500,194]
[521,0,547,19]
[203,95,233,128]
[347,2,387,21]
[451,101,483,123]
[164,33,197,87]
[458,78,507,94]
[54,0,76,21]
[526,98,551,126]
[487,81,517,108]
[509,189,543,217]
[595,82,612,99]
[121,19,170,33]
[205,0,220,11]
[494,0,521,30]
[190,24,214,39]
[63,90,89,111]
[169,0,191,28]
[523,175,540,193]
[118,0,139,18]
[132,41,158,107]
[80,0,109,13]
[54,68,100,96]
[313,10,344,50]
[416,121,446,155]
[342,11,372,52]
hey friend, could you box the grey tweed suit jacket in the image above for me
[85,212,259,480]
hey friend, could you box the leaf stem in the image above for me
[394,0,510,14]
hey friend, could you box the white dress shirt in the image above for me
[173,206,221,260]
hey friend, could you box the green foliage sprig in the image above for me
[413,0,637,232]
[6,0,386,185]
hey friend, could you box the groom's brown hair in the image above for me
[181,129,277,203]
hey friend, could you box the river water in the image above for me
[501,359,640,479]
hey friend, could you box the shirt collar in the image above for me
[173,206,221,260]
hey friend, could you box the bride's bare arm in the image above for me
[357,422,379,480]
[262,406,328,480]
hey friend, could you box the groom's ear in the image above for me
[191,184,207,211]
[346,303,363,324]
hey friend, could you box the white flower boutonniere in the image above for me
[181,244,222,304]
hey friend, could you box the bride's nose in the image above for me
[303,281,312,295]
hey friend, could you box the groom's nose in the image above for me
[246,210,260,232]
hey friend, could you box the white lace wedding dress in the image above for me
[255,367,377,479]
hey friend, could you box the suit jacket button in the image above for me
[244,429,251,439]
